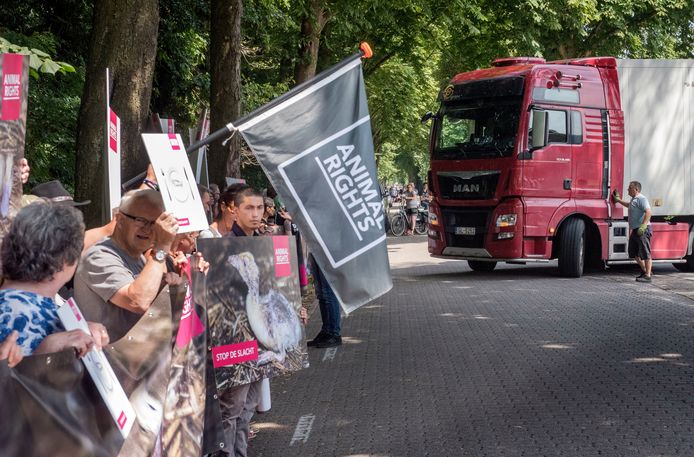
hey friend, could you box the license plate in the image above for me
[455,226,475,235]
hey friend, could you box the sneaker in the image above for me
[314,335,342,348]
[307,331,329,347]
[636,272,646,279]
[636,275,652,283]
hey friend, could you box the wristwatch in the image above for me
[153,249,167,263]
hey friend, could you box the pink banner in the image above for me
[211,340,258,368]
[108,109,118,154]
[273,236,292,277]
[175,260,205,348]
[1,53,24,121]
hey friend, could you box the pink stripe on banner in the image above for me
[212,340,258,368]
[167,118,174,133]
[168,133,181,150]
[67,298,83,321]
[109,109,118,154]
[273,236,291,277]
[117,411,127,429]
[1,54,24,121]
[178,217,190,226]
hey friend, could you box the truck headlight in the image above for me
[429,212,439,226]
[496,214,517,227]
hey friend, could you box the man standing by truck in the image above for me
[613,181,653,282]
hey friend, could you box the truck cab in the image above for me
[427,57,690,276]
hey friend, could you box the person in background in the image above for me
[209,183,221,220]
[0,202,109,357]
[613,180,653,282]
[403,182,419,235]
[199,184,247,239]
[198,184,213,224]
[420,182,431,210]
[306,254,342,348]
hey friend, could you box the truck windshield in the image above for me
[434,99,521,159]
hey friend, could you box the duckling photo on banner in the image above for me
[196,236,309,389]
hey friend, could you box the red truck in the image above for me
[425,57,693,276]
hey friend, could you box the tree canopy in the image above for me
[2,0,693,223]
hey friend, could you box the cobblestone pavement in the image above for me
[250,237,694,457]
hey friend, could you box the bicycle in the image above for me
[390,206,427,236]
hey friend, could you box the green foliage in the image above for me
[0,36,75,79]
[151,0,211,131]
[0,32,82,191]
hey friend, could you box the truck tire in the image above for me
[468,260,497,272]
[674,253,694,272]
[558,218,585,277]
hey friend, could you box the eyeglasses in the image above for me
[120,211,156,228]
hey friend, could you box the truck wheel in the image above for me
[468,260,496,272]
[558,218,585,277]
[674,253,694,272]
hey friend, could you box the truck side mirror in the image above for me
[530,109,548,150]
[420,111,435,124]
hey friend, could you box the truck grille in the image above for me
[441,207,491,249]
[438,171,500,200]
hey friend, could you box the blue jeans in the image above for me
[309,254,341,336]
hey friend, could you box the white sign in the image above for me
[159,117,175,134]
[55,296,135,438]
[106,108,121,214]
[142,133,209,233]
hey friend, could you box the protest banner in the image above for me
[0,350,124,457]
[188,108,210,187]
[0,53,29,239]
[56,295,136,439]
[160,117,175,134]
[229,48,392,314]
[196,236,308,389]
[160,260,207,457]
[104,68,121,219]
[142,133,209,233]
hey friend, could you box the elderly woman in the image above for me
[0,203,108,357]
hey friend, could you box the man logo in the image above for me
[453,183,480,193]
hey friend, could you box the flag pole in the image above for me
[122,43,373,190]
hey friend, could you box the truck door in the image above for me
[521,108,572,199]
[571,109,604,199]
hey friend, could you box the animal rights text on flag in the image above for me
[226,49,392,314]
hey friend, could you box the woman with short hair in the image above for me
[0,202,108,357]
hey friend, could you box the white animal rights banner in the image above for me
[142,133,209,233]
[56,296,136,438]
[106,107,120,214]
[195,236,309,389]
[188,108,210,187]
[230,50,392,314]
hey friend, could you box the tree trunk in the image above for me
[209,0,242,186]
[75,0,159,227]
[293,0,329,84]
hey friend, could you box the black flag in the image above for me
[234,53,392,313]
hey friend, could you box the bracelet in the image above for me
[143,178,159,191]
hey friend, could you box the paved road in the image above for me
[250,236,694,457]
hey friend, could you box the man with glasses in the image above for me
[74,189,179,341]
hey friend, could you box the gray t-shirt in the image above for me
[74,238,146,342]
[628,194,651,229]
